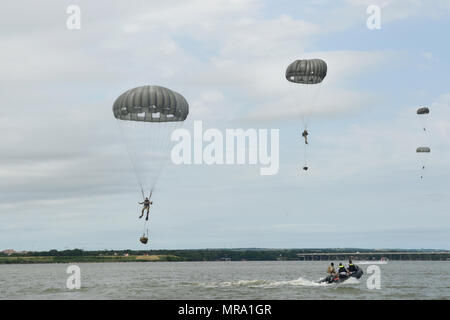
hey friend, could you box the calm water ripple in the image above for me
[0,261,449,300]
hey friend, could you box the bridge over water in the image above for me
[295,251,450,261]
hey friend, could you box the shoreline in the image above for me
[1,249,449,264]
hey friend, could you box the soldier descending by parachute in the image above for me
[416,107,430,179]
[417,107,430,131]
[113,85,189,244]
[416,147,431,179]
[138,193,153,221]
[286,58,327,171]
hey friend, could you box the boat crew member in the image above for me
[348,260,357,273]
[326,263,336,275]
[338,262,348,275]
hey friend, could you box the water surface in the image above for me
[0,261,448,299]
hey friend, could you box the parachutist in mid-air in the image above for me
[302,129,308,144]
[417,107,429,133]
[286,59,327,173]
[416,146,430,179]
[114,86,188,243]
[139,197,153,221]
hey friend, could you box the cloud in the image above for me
[0,0,449,250]
[307,92,450,180]
[345,0,450,22]
[240,50,393,121]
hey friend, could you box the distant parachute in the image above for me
[286,58,327,171]
[416,147,431,153]
[113,85,189,241]
[416,107,429,115]
[286,59,327,84]
[416,106,431,179]
[416,146,431,179]
[417,106,430,132]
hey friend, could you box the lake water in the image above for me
[0,261,449,299]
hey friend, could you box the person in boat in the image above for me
[337,262,348,276]
[348,260,357,274]
[139,197,153,221]
[301,129,308,144]
[326,263,336,275]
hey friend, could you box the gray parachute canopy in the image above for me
[286,59,327,84]
[416,147,431,153]
[113,85,189,122]
[417,107,430,115]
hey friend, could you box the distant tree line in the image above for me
[1,248,449,261]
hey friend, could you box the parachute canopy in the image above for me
[113,85,189,122]
[113,85,189,199]
[417,107,430,115]
[416,147,431,153]
[285,59,327,84]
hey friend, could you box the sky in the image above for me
[0,0,449,251]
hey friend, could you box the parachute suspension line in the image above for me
[146,119,158,197]
[149,121,183,193]
[116,120,146,200]
[145,119,152,196]
[303,81,324,129]
[132,120,184,200]
[117,119,172,201]
[138,122,179,234]
[139,120,178,198]
[301,83,318,170]
[304,141,308,168]
[153,121,167,193]
[143,219,149,238]
[145,120,158,196]
[149,122,166,194]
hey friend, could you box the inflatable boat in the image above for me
[319,265,363,284]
